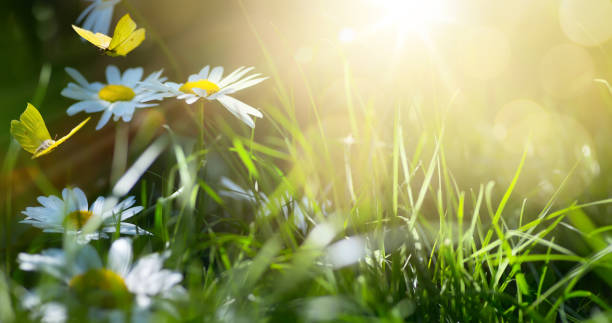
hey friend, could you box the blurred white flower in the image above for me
[61,65,167,130]
[18,238,184,313]
[76,0,120,35]
[20,187,148,243]
[219,177,330,233]
[143,66,267,127]
[325,236,366,268]
[22,290,67,323]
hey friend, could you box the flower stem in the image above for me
[198,101,205,152]
[111,122,129,186]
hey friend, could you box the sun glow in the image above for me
[369,0,453,34]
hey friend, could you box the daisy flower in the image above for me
[20,187,148,243]
[143,65,267,128]
[76,0,120,35]
[61,65,167,130]
[18,238,184,314]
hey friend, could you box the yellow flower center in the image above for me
[179,79,220,96]
[69,268,133,309]
[63,210,93,229]
[98,84,135,102]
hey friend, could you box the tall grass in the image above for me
[117,86,612,321]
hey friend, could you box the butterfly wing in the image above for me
[72,25,112,49]
[10,103,52,154]
[33,117,91,159]
[110,28,145,56]
[108,14,138,52]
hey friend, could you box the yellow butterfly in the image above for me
[72,14,145,57]
[10,103,91,159]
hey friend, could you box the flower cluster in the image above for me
[62,64,266,129]
[11,0,269,320]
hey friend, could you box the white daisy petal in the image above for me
[142,69,166,83]
[72,188,89,211]
[37,195,63,210]
[216,95,263,128]
[92,7,113,35]
[76,3,96,24]
[81,9,97,31]
[65,67,90,87]
[206,90,228,101]
[106,65,122,84]
[150,270,183,294]
[38,302,67,323]
[208,66,224,84]
[122,112,133,122]
[96,109,114,130]
[198,65,210,79]
[139,81,165,92]
[218,66,254,87]
[137,92,165,102]
[74,244,103,273]
[83,101,109,113]
[113,196,135,211]
[122,67,144,87]
[61,86,96,101]
[192,88,208,98]
[89,82,105,91]
[41,226,65,233]
[18,250,67,280]
[135,102,159,108]
[136,295,152,308]
[90,196,105,215]
[111,101,138,122]
[165,82,182,91]
[119,206,143,220]
[21,208,51,222]
[104,223,151,236]
[217,95,263,118]
[78,0,119,34]
[223,76,268,94]
[61,189,73,206]
[108,238,133,277]
[188,74,200,82]
[185,96,200,104]
[126,254,166,294]
[66,100,102,115]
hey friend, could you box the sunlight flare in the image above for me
[368,0,453,34]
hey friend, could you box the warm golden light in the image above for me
[559,0,612,46]
[338,27,356,43]
[367,0,453,34]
